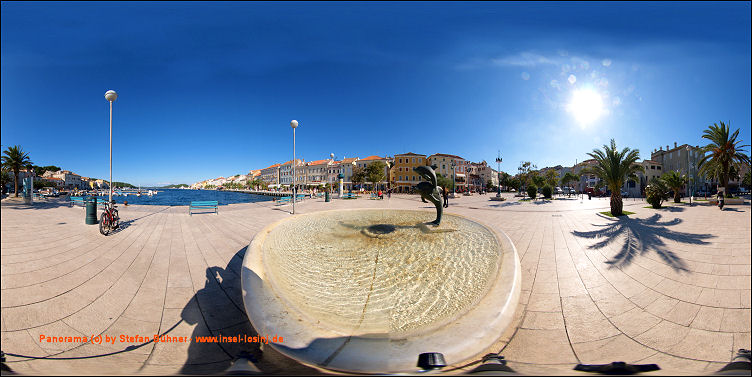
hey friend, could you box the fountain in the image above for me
[241,167,520,373]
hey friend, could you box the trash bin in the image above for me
[325,191,331,202]
[85,196,98,225]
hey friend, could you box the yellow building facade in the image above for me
[390,152,428,193]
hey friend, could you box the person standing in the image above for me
[717,190,725,210]
[442,186,449,208]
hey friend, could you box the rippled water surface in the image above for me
[263,209,501,335]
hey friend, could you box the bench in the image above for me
[369,193,383,200]
[341,193,360,199]
[276,196,292,205]
[33,193,46,200]
[69,196,85,206]
[189,200,219,215]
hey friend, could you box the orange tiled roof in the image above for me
[394,152,425,157]
[341,157,358,163]
[307,159,330,165]
[360,155,384,161]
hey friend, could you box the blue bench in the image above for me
[369,193,383,200]
[189,200,219,215]
[69,196,85,206]
[276,196,292,205]
[341,193,360,199]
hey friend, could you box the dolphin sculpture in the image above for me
[413,165,443,226]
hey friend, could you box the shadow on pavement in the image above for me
[572,213,714,272]
[180,247,320,375]
[489,201,521,208]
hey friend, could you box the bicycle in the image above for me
[99,200,120,236]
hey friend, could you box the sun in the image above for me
[567,89,605,125]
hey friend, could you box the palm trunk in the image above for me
[610,191,623,216]
[13,170,19,197]
[674,190,681,203]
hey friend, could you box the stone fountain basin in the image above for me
[241,208,521,374]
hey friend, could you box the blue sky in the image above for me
[2,2,750,186]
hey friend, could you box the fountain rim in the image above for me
[241,208,521,374]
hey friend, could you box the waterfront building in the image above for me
[337,157,360,191]
[391,153,428,193]
[650,142,731,194]
[468,161,495,191]
[355,155,391,190]
[305,159,331,188]
[260,163,281,187]
[280,159,306,188]
[427,153,468,191]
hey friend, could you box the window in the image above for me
[657,166,661,170]
[412,158,416,163]
[651,166,655,170]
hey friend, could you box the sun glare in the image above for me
[567,89,605,125]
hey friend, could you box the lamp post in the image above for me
[104,90,117,206]
[290,120,298,214]
[495,150,502,197]
[686,146,692,206]
[451,160,456,197]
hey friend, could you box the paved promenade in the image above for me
[1,194,749,375]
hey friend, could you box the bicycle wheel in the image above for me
[112,209,120,229]
[99,212,110,236]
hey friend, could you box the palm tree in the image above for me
[661,170,688,203]
[698,121,750,197]
[2,145,32,197]
[582,139,644,216]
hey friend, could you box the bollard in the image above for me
[325,191,331,202]
[85,196,98,225]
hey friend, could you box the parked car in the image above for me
[621,190,629,198]
[555,186,563,195]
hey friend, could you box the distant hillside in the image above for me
[161,184,189,188]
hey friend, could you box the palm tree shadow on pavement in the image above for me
[572,213,714,272]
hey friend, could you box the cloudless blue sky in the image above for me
[2,1,750,186]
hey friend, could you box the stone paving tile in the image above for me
[501,328,578,364]
[571,334,655,364]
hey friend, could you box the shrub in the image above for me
[527,184,537,199]
[645,184,664,209]
[542,185,553,199]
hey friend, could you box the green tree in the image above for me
[517,161,535,192]
[661,170,688,203]
[508,177,521,192]
[499,172,510,191]
[743,169,751,190]
[581,139,644,216]
[350,166,366,189]
[560,172,580,196]
[32,165,61,177]
[544,169,559,188]
[698,121,750,197]
[1,145,32,197]
[365,161,387,190]
[436,173,454,191]
[531,174,545,188]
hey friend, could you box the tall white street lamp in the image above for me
[291,120,298,214]
[104,90,118,205]
[495,150,503,197]
[686,145,693,206]
[451,160,456,197]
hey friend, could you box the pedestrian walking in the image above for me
[442,186,449,208]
